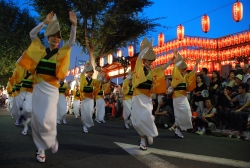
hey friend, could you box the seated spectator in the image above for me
[217,86,235,130]
[152,99,158,116]
[232,74,243,97]
[155,97,173,128]
[193,75,207,118]
[242,64,250,83]
[194,98,217,135]
[224,83,250,135]
[104,98,112,118]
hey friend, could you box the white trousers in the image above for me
[57,94,67,121]
[73,100,80,117]
[173,95,193,131]
[123,99,132,123]
[81,98,94,128]
[132,95,158,137]
[31,82,59,150]
[95,98,105,121]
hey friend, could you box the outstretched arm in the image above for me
[161,54,175,70]
[193,59,201,72]
[67,11,77,47]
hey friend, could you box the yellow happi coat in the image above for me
[171,66,196,98]
[132,59,166,97]
[122,79,133,100]
[72,87,81,101]
[59,82,70,96]
[18,37,71,87]
[80,74,101,100]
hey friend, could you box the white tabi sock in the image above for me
[141,137,146,146]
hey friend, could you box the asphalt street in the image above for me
[0,106,249,168]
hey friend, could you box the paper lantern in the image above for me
[218,39,222,48]
[194,37,198,47]
[240,62,244,68]
[246,45,250,55]
[232,62,236,68]
[239,33,245,43]
[66,70,70,76]
[245,32,250,42]
[75,67,79,74]
[128,45,134,57]
[99,57,104,67]
[117,50,122,57]
[234,34,239,44]
[177,24,184,41]
[71,69,75,76]
[107,54,113,64]
[241,46,246,56]
[201,14,210,33]
[232,1,243,22]
[158,33,164,47]
[230,35,235,45]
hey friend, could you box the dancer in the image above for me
[121,70,133,129]
[18,11,77,162]
[95,66,110,123]
[80,62,103,133]
[171,52,200,138]
[57,79,70,124]
[132,37,174,150]
[72,83,81,118]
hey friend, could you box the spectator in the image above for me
[194,98,217,135]
[209,70,221,107]
[104,98,112,117]
[242,64,250,83]
[217,86,235,130]
[227,70,236,88]
[225,83,250,136]
[232,74,243,97]
[245,114,250,140]
[193,75,207,118]
[155,97,173,128]
[201,68,210,89]
[152,99,158,116]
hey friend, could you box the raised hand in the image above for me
[44,11,54,25]
[69,11,77,26]
[195,58,201,65]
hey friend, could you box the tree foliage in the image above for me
[0,0,38,85]
[31,0,161,66]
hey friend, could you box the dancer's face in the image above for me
[143,60,153,69]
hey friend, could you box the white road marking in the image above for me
[115,142,250,168]
[115,142,177,168]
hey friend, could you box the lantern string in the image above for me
[161,1,235,33]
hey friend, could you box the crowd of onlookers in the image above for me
[152,64,250,140]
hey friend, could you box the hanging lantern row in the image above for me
[99,54,113,67]
[218,31,250,48]
[152,49,218,67]
[128,45,134,57]
[161,61,220,75]
[232,1,243,22]
[218,44,250,61]
[155,37,217,52]
[172,1,244,40]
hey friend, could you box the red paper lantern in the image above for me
[107,54,113,64]
[245,32,250,42]
[177,24,184,41]
[158,33,164,47]
[239,33,245,43]
[128,45,134,57]
[218,39,222,48]
[241,46,246,56]
[234,34,239,44]
[71,69,75,76]
[75,67,79,74]
[66,70,70,76]
[231,35,235,45]
[246,45,250,55]
[201,14,210,33]
[99,57,104,67]
[232,1,243,22]
[194,37,198,47]
[117,50,122,57]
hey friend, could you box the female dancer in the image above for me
[132,37,174,150]
[18,11,77,162]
